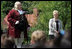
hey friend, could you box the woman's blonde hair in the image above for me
[53,10,58,14]
[31,30,46,43]
[13,1,21,10]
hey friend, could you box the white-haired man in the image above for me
[7,1,30,48]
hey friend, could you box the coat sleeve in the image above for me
[4,15,9,25]
[60,20,63,30]
[7,9,16,26]
[49,19,55,32]
[24,14,30,27]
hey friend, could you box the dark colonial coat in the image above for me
[7,9,29,38]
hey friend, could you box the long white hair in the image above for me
[13,1,21,10]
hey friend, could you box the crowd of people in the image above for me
[1,1,71,48]
[1,29,71,48]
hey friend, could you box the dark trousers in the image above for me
[23,29,28,42]
[49,35,55,40]
[54,33,63,47]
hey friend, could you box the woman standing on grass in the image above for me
[49,10,63,41]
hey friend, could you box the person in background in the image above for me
[1,29,3,36]
[30,30,47,48]
[60,29,71,48]
[25,8,38,27]
[1,34,16,48]
[21,30,47,48]
[49,10,63,46]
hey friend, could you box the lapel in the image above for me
[52,18,56,29]
[52,18,61,30]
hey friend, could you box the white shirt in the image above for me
[18,10,25,15]
[15,10,24,24]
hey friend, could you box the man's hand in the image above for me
[15,21,19,24]
[27,27,30,31]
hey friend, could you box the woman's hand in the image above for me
[54,30,59,34]
[54,30,60,37]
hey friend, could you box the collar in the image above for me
[18,10,24,15]
[53,18,59,22]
